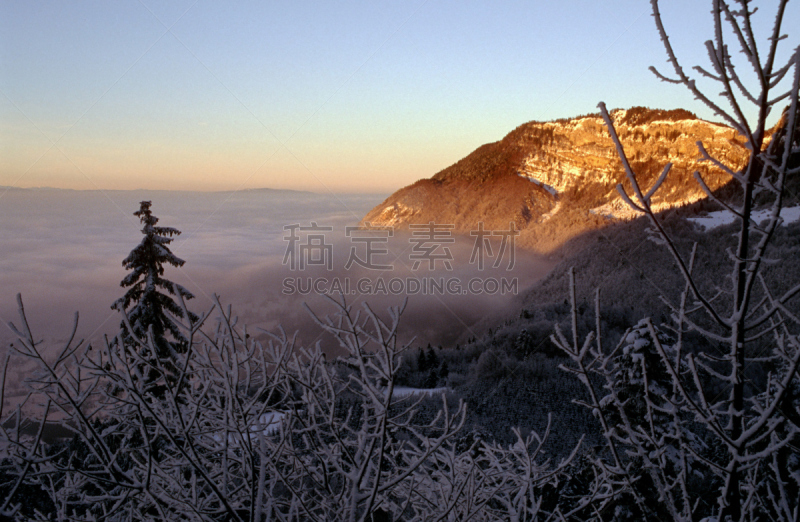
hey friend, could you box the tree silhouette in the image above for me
[112,201,198,386]
[425,345,439,371]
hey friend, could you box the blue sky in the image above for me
[1,1,797,192]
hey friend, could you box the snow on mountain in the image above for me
[360,107,752,253]
[688,206,800,230]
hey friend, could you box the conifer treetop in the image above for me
[113,200,197,353]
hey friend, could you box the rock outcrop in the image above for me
[361,107,751,253]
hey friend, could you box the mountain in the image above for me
[361,107,751,252]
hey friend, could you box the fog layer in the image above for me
[0,188,553,404]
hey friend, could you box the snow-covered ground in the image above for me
[517,173,558,196]
[211,411,286,445]
[389,386,449,399]
[688,206,800,230]
[539,201,562,221]
[254,411,285,435]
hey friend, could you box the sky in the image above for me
[1,1,798,193]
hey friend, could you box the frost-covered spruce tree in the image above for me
[112,201,198,389]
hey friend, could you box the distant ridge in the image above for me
[0,186,316,195]
[360,106,750,253]
[235,187,312,194]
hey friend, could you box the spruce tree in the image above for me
[416,347,427,372]
[425,345,439,371]
[112,201,198,386]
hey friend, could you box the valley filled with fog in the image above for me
[0,188,553,400]
[1,189,371,343]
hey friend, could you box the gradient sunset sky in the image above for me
[2,1,797,193]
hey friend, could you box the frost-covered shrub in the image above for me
[555,0,800,518]
[1,294,576,521]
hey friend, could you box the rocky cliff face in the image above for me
[361,107,751,253]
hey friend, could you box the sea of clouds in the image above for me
[0,188,553,407]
